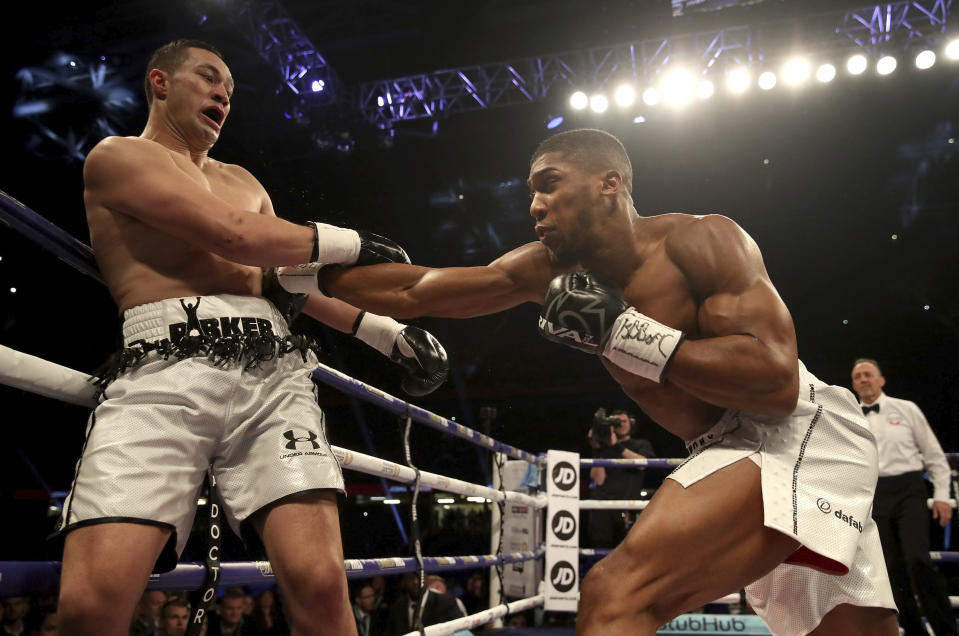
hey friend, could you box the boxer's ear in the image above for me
[600,170,623,195]
[149,69,170,101]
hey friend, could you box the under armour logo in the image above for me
[283,429,319,450]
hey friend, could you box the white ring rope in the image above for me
[0,344,98,407]
[579,499,649,510]
[333,446,545,507]
[0,344,544,508]
[400,593,545,636]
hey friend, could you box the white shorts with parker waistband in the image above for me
[668,361,896,635]
[59,294,345,571]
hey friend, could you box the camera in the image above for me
[590,408,620,448]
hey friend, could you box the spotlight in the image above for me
[815,63,836,83]
[758,71,777,90]
[726,68,750,93]
[376,95,385,107]
[696,80,714,99]
[782,58,810,85]
[642,87,661,106]
[589,94,609,113]
[915,50,936,69]
[946,38,959,60]
[632,115,646,124]
[661,70,695,106]
[876,55,897,75]
[614,84,636,107]
[846,54,868,75]
[569,91,588,110]
[546,115,564,129]
[311,79,325,93]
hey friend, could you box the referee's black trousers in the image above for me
[873,471,957,636]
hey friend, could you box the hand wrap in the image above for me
[354,312,449,396]
[277,224,411,296]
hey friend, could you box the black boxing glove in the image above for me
[538,271,685,384]
[275,223,411,296]
[261,267,308,324]
[353,311,449,396]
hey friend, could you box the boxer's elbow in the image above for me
[761,364,800,417]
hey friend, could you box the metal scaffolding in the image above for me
[356,25,754,130]
[204,0,340,105]
[836,0,952,53]
[354,0,953,128]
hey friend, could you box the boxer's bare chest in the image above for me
[92,149,264,312]
[604,241,725,439]
[169,151,259,210]
[621,246,700,337]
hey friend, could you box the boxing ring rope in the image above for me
[401,594,545,636]
[0,189,103,284]
[311,364,539,463]
[0,547,544,595]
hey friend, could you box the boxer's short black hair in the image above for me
[144,39,225,105]
[532,128,633,194]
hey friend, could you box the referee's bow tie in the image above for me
[862,403,879,415]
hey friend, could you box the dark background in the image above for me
[1,0,958,560]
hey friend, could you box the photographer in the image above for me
[587,409,656,548]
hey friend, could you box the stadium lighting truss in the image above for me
[354,0,953,128]
[836,0,952,54]
[356,26,753,130]
[203,0,340,105]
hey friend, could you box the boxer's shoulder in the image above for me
[490,241,575,293]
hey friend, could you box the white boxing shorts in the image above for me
[668,361,896,635]
[59,294,344,571]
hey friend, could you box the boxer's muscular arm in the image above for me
[300,295,365,333]
[253,178,364,333]
[322,242,560,319]
[665,215,799,416]
[83,136,314,266]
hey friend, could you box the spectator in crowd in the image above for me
[426,576,467,618]
[208,587,250,636]
[27,606,56,636]
[353,583,382,636]
[587,408,655,548]
[242,592,255,621]
[249,589,287,635]
[368,576,389,628]
[461,573,488,617]
[1,597,29,636]
[157,599,190,636]
[130,590,167,636]
[852,358,957,636]
[385,573,464,635]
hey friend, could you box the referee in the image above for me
[852,358,957,636]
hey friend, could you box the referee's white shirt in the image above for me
[861,392,951,502]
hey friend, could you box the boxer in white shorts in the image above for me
[60,39,447,636]
[60,294,346,569]
[318,128,901,634]
[670,361,896,634]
